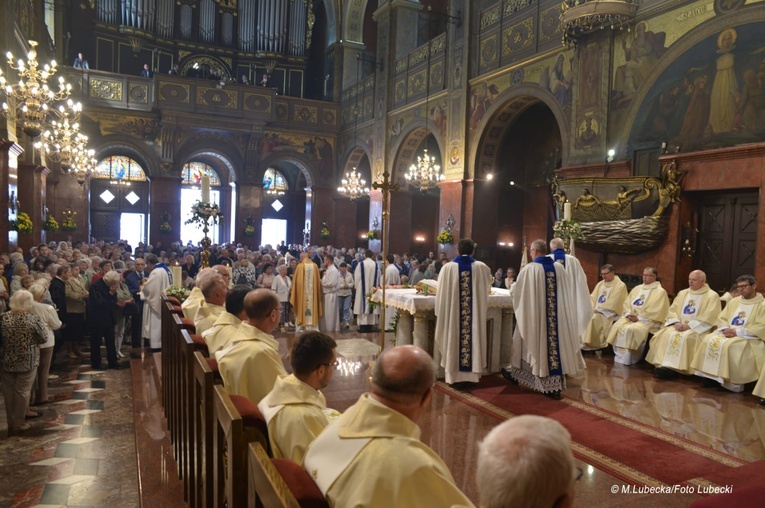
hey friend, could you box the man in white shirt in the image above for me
[320,255,340,332]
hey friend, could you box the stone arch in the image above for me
[174,133,245,181]
[259,152,316,189]
[178,150,237,185]
[343,0,368,44]
[339,138,373,183]
[91,137,159,177]
[620,9,765,154]
[179,54,233,78]
[470,84,569,178]
[389,118,445,186]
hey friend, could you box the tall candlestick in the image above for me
[564,202,571,221]
[201,174,211,204]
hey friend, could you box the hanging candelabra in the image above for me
[338,167,369,200]
[404,40,444,193]
[43,99,82,171]
[0,40,71,137]
[68,135,97,185]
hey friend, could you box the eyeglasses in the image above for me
[737,283,751,289]
[322,361,340,368]
[600,272,612,276]
[643,273,656,277]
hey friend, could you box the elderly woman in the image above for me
[1,290,48,433]
[65,263,88,358]
[28,283,61,407]
[271,264,293,328]
[257,263,276,289]
[88,270,123,370]
[10,262,29,294]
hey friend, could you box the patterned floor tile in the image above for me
[49,475,93,485]
[61,437,99,445]
[30,458,74,467]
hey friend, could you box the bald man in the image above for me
[647,270,721,378]
[217,289,288,404]
[303,345,474,508]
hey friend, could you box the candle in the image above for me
[564,202,571,221]
[201,174,211,204]
[171,266,182,289]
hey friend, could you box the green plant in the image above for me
[243,224,256,237]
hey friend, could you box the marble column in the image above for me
[333,196,359,249]
[437,180,463,259]
[310,187,335,246]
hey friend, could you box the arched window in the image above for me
[263,167,288,195]
[180,162,223,245]
[93,156,147,182]
[182,162,222,186]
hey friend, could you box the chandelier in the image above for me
[0,40,71,137]
[406,148,444,192]
[337,167,369,200]
[67,135,97,185]
[266,187,285,196]
[43,99,82,171]
[404,43,444,193]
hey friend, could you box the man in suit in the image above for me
[88,271,124,369]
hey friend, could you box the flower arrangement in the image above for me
[367,229,378,240]
[185,200,223,226]
[165,286,190,303]
[159,211,172,234]
[437,228,453,245]
[13,212,34,234]
[62,209,78,231]
[244,224,256,237]
[319,221,330,239]
[553,219,585,245]
[62,216,78,231]
[43,215,59,232]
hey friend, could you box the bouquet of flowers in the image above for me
[165,286,190,303]
[62,216,78,231]
[186,201,223,226]
[159,222,172,234]
[437,228,453,245]
[319,222,330,239]
[13,212,34,234]
[367,229,378,240]
[44,215,59,232]
[553,219,584,244]
[244,224,255,237]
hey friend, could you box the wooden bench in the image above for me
[192,351,215,508]
[213,385,270,508]
[248,442,328,508]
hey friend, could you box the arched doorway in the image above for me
[389,127,442,256]
[90,155,149,244]
[472,96,564,271]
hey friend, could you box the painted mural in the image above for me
[631,22,765,152]
[258,131,335,173]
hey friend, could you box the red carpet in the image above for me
[436,375,758,488]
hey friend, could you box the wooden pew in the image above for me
[179,329,197,506]
[192,351,215,508]
[213,385,270,508]
[248,442,329,508]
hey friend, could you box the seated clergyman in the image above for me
[258,331,339,463]
[581,264,627,351]
[691,275,765,392]
[606,267,669,365]
[646,270,721,378]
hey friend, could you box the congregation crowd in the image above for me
[2,234,763,507]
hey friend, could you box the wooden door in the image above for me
[696,192,758,292]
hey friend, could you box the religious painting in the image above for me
[579,42,602,111]
[539,53,573,109]
[430,99,447,137]
[577,116,601,148]
[631,22,765,152]
[469,81,500,130]
[611,21,668,110]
